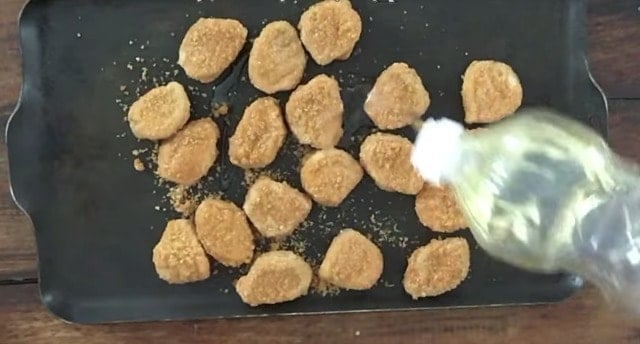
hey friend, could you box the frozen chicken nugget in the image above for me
[249,21,307,94]
[157,118,219,185]
[300,148,363,206]
[128,82,190,140]
[298,0,362,65]
[243,177,312,238]
[319,229,383,290]
[462,60,523,123]
[152,219,210,284]
[364,63,430,130]
[285,74,344,149]
[403,238,470,299]
[229,97,287,169]
[415,183,467,233]
[195,198,255,267]
[178,18,248,83]
[359,133,423,195]
[235,250,313,306]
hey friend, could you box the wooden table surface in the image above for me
[1,0,639,343]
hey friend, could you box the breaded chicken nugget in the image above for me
[298,0,362,65]
[300,149,363,206]
[403,238,470,299]
[415,183,467,233]
[152,219,210,284]
[235,250,313,306]
[194,198,255,267]
[462,60,523,123]
[157,118,219,185]
[243,177,312,238]
[359,133,423,195]
[285,74,344,149]
[178,18,248,83]
[128,82,190,140]
[249,21,307,94]
[319,229,383,290]
[364,63,430,130]
[229,97,287,169]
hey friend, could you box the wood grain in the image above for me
[0,0,639,342]
[0,0,23,116]
[587,0,640,99]
[0,134,35,282]
[0,0,35,282]
[1,283,639,344]
[610,100,640,160]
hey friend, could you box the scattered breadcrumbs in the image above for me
[113,27,471,303]
[312,273,342,297]
[133,158,145,172]
[294,143,313,163]
[243,169,261,187]
[212,102,229,117]
[242,169,289,188]
[131,148,149,157]
[168,185,198,217]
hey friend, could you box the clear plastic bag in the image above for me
[412,109,640,313]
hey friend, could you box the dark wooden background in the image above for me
[1,0,639,343]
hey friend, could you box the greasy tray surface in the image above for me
[7,0,606,323]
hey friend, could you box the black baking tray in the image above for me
[7,0,607,324]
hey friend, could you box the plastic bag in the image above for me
[412,109,640,313]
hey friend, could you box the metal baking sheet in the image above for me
[7,0,607,324]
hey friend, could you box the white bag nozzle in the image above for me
[411,118,465,186]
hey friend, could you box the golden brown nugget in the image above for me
[319,229,383,290]
[243,177,312,238]
[364,63,430,130]
[403,238,470,299]
[298,0,362,65]
[128,82,190,140]
[178,18,248,83]
[152,219,210,284]
[285,74,344,149]
[359,133,423,195]
[249,21,307,94]
[235,250,313,306]
[157,118,219,185]
[462,60,523,123]
[415,183,467,233]
[194,198,255,267]
[229,97,287,169]
[300,149,363,206]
